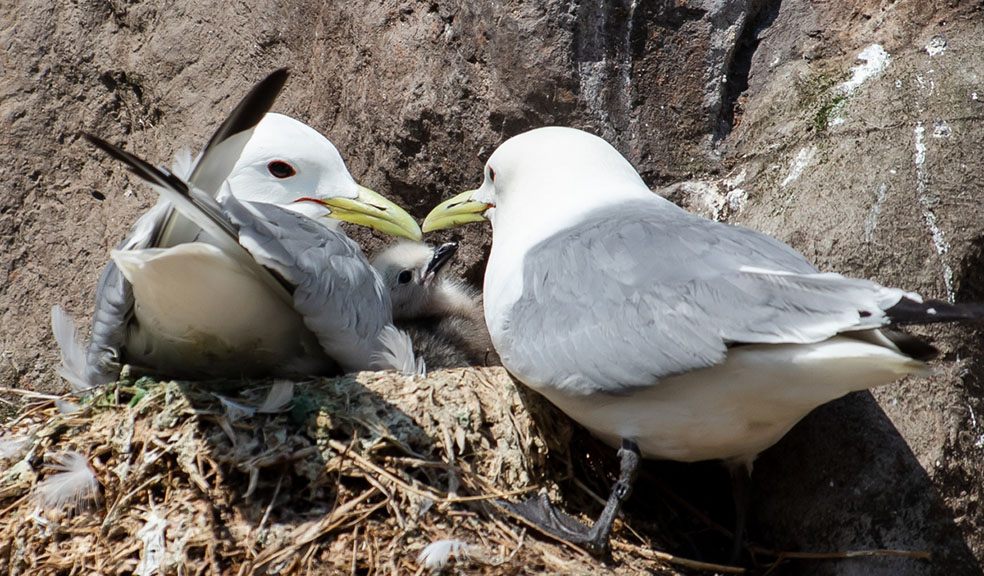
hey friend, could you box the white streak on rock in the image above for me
[726,188,747,212]
[135,511,167,576]
[863,183,888,243]
[925,35,947,57]
[913,123,955,301]
[781,147,816,187]
[839,44,891,94]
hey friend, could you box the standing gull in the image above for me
[371,241,496,368]
[58,69,420,388]
[423,126,983,556]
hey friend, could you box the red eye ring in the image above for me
[267,160,296,179]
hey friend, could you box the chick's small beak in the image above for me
[422,190,491,233]
[297,185,422,240]
[423,241,458,283]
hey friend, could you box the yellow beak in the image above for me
[421,190,491,233]
[318,185,422,240]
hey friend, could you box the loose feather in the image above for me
[417,539,473,570]
[36,451,100,513]
[55,399,82,415]
[0,436,30,462]
[50,305,93,393]
[214,395,256,423]
[257,381,294,413]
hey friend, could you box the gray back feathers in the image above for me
[503,199,911,395]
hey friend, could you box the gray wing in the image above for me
[506,199,913,395]
[84,201,170,386]
[221,197,392,372]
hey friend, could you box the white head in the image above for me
[422,127,652,245]
[226,113,356,218]
[371,241,473,321]
[225,113,421,240]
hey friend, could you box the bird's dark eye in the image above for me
[267,160,296,179]
[488,167,496,182]
[397,270,413,284]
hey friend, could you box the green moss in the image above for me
[794,69,850,133]
[813,94,847,132]
[794,72,838,108]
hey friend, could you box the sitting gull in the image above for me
[56,69,420,388]
[422,126,983,557]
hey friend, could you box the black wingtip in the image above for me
[199,67,290,152]
[84,132,188,195]
[84,133,134,168]
[886,297,984,326]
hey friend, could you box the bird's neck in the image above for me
[429,281,479,318]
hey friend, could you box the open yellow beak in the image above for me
[317,185,422,240]
[421,190,491,233]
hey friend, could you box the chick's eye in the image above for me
[267,160,296,179]
[397,270,413,284]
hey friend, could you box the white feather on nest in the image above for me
[417,538,474,569]
[0,436,30,462]
[36,451,101,514]
[257,380,294,413]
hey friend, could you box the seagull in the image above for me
[59,69,420,388]
[371,241,496,368]
[422,126,984,557]
[86,133,399,379]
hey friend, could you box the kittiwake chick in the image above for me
[372,241,497,369]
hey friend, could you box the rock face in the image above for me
[1,0,982,573]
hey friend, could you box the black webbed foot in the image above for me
[497,439,641,559]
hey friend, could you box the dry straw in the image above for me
[0,368,693,575]
[0,367,927,575]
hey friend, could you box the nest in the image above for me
[0,367,694,575]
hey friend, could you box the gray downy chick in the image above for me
[371,241,498,369]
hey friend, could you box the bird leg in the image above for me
[499,439,641,558]
[728,460,753,563]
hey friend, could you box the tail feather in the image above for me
[880,328,940,361]
[886,297,984,326]
[50,306,94,393]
